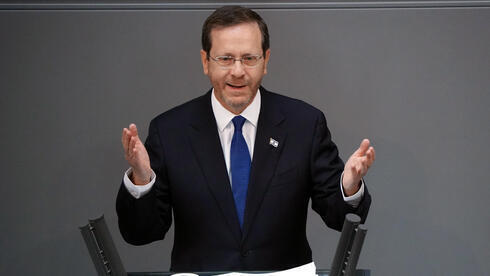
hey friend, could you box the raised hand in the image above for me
[121,123,151,185]
[342,139,375,196]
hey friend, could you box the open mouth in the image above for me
[227,83,246,89]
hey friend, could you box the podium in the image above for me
[80,214,369,276]
[127,270,370,275]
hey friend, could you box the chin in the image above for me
[226,99,250,109]
[224,96,251,110]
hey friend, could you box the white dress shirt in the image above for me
[123,89,364,207]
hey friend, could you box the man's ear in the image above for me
[200,49,209,75]
[263,49,271,75]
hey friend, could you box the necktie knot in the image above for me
[232,116,246,132]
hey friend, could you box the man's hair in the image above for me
[202,5,270,56]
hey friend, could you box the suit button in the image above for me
[241,250,251,257]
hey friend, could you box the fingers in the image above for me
[351,160,368,177]
[361,147,375,169]
[128,135,135,157]
[348,143,375,177]
[122,128,130,155]
[129,134,145,160]
[351,156,370,176]
[129,123,139,137]
[356,139,370,156]
[122,123,140,158]
[368,147,376,162]
[344,140,375,189]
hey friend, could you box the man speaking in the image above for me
[117,5,375,272]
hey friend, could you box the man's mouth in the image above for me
[227,83,246,89]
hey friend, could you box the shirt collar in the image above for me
[211,88,261,132]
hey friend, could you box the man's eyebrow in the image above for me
[217,52,257,57]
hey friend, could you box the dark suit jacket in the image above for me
[116,87,371,272]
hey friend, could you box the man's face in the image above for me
[200,22,270,114]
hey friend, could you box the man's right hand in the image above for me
[122,124,151,185]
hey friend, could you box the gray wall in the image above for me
[1,1,489,275]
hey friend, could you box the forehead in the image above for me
[209,22,262,55]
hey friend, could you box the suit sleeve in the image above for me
[116,119,173,245]
[309,112,371,231]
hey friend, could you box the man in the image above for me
[117,5,374,272]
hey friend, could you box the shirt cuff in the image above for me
[123,167,156,199]
[340,172,365,208]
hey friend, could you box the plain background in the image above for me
[1,1,489,275]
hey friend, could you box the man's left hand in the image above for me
[342,139,376,196]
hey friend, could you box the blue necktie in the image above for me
[230,115,251,228]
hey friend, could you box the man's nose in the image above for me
[230,60,245,77]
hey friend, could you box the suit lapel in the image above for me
[242,89,287,242]
[186,91,242,245]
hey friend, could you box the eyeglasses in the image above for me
[208,54,263,68]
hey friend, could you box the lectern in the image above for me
[81,214,369,276]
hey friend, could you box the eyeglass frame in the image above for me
[207,54,264,68]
